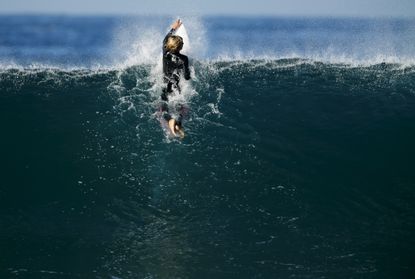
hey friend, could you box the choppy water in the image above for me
[0,15,415,279]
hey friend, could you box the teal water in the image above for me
[1,15,415,278]
[1,61,415,278]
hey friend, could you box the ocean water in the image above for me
[0,15,415,278]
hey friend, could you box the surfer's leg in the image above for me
[160,84,172,121]
[174,103,186,127]
[161,86,170,101]
[161,80,174,101]
[160,102,172,121]
[161,82,184,137]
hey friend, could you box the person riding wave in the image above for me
[160,19,191,138]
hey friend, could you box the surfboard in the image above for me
[174,23,190,55]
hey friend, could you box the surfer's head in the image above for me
[165,35,183,53]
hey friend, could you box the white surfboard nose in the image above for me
[174,24,190,55]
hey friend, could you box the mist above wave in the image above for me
[0,15,414,69]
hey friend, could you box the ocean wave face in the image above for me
[1,16,415,278]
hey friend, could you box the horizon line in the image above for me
[0,12,414,20]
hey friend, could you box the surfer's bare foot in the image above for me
[168,119,185,138]
[175,125,185,139]
[168,119,177,135]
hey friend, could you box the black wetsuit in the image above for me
[160,29,191,123]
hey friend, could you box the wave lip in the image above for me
[2,57,415,74]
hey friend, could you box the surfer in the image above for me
[160,19,191,138]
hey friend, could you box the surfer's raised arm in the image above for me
[163,19,182,54]
[171,19,182,30]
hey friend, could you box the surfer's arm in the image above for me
[163,20,182,53]
[183,55,191,80]
[171,19,182,30]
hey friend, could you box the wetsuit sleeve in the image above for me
[184,56,191,80]
[162,29,175,55]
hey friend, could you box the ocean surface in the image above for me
[0,15,415,278]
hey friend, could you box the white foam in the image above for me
[203,51,415,67]
[110,23,162,68]
[108,16,207,70]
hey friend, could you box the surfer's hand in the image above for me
[171,19,182,30]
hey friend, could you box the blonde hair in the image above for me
[165,35,183,53]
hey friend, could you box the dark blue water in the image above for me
[0,15,415,278]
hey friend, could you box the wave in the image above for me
[1,58,414,88]
[1,59,414,142]
[2,56,415,73]
[1,58,415,277]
